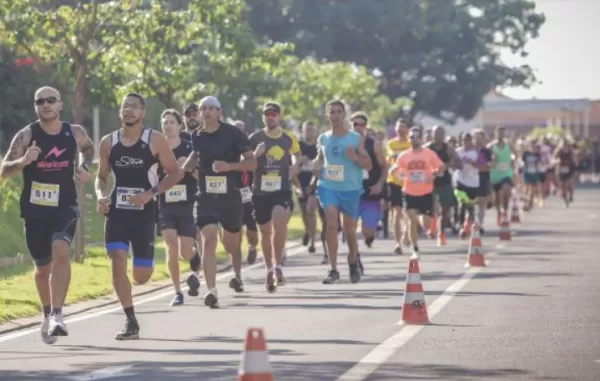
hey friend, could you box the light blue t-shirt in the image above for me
[318,130,363,191]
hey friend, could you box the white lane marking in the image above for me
[66,365,134,381]
[0,244,311,344]
[336,264,488,381]
[589,214,598,219]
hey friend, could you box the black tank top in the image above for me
[298,140,318,187]
[361,137,382,201]
[20,121,77,219]
[108,127,158,217]
[157,140,196,206]
[428,142,451,186]
[558,149,574,168]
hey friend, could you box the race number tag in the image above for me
[30,181,60,207]
[362,169,369,180]
[301,161,314,172]
[165,184,187,203]
[325,165,344,181]
[409,171,425,183]
[261,175,282,192]
[240,187,252,203]
[205,176,227,194]
[496,162,509,171]
[116,187,144,210]
[559,166,570,174]
[526,166,537,174]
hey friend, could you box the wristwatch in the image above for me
[151,186,160,196]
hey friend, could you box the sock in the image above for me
[51,308,62,316]
[43,305,51,317]
[124,306,135,318]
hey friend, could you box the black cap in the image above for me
[262,101,281,114]
[182,103,198,114]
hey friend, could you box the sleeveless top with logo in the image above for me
[298,140,318,187]
[361,137,383,201]
[20,121,78,219]
[108,128,158,217]
[386,138,411,186]
[318,130,363,192]
[157,140,196,206]
[426,142,451,187]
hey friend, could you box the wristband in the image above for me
[151,186,160,196]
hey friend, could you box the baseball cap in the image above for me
[199,96,221,109]
[182,103,198,114]
[262,102,281,114]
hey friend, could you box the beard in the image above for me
[38,111,58,122]
[123,117,141,127]
[186,120,200,130]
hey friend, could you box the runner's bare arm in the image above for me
[374,140,388,187]
[70,124,95,169]
[182,151,199,174]
[447,145,462,170]
[309,144,324,188]
[150,131,183,193]
[227,150,257,172]
[0,126,33,179]
[94,135,112,199]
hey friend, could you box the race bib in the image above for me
[205,176,227,194]
[240,187,252,203]
[409,171,425,183]
[362,170,369,180]
[301,161,314,172]
[261,175,282,192]
[525,166,538,174]
[559,166,570,174]
[30,181,59,207]
[116,187,144,210]
[496,162,509,171]
[165,184,187,203]
[325,165,344,181]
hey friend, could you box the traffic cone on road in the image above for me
[510,198,521,223]
[498,213,511,241]
[401,259,430,325]
[238,328,274,381]
[466,223,486,267]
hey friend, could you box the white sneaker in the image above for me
[48,314,68,337]
[41,317,58,344]
[410,251,420,260]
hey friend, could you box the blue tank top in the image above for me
[318,130,363,191]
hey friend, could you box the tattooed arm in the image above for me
[70,124,95,170]
[0,126,36,179]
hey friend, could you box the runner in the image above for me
[0,86,95,343]
[538,136,554,202]
[95,93,183,340]
[249,102,300,292]
[554,137,577,207]
[452,132,482,235]
[311,100,371,284]
[473,129,492,233]
[233,120,259,265]
[181,96,256,308]
[521,140,542,210]
[385,119,411,255]
[390,127,444,260]
[157,109,198,306]
[351,112,387,260]
[489,126,515,224]
[297,120,319,254]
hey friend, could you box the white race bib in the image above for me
[240,187,252,203]
[525,166,537,174]
[30,181,60,207]
[261,175,282,192]
[301,161,314,172]
[325,165,344,181]
[496,162,509,171]
[559,166,570,174]
[409,171,425,183]
[165,184,187,203]
[205,176,227,194]
[362,169,369,180]
[116,187,144,210]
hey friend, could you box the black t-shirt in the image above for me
[191,122,251,195]
[522,151,540,174]
[298,140,317,187]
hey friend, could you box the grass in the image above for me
[0,172,312,323]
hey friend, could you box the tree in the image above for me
[245,0,545,123]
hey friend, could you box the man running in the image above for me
[312,100,371,284]
[249,102,300,292]
[0,86,94,343]
[385,119,411,254]
[158,109,198,306]
[473,129,492,233]
[390,127,444,260]
[521,140,542,210]
[297,121,319,254]
[351,112,387,256]
[452,132,482,235]
[182,96,256,308]
[234,120,259,265]
[554,137,577,207]
[95,93,182,340]
[488,126,515,224]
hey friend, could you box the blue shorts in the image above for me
[358,200,382,229]
[316,185,362,220]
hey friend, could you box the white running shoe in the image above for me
[410,251,420,260]
[41,317,58,344]
[48,314,68,337]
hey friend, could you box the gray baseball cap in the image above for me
[198,96,221,109]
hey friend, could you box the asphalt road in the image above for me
[0,188,599,381]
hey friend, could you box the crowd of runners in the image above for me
[0,86,589,345]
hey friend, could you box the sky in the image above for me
[501,0,600,100]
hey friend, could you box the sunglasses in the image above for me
[35,97,58,106]
[352,122,366,127]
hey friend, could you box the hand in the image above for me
[345,146,358,161]
[22,140,41,165]
[97,197,110,215]
[75,167,92,182]
[213,160,231,173]
[254,142,266,157]
[129,190,153,207]
[369,182,383,195]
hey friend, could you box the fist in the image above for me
[255,142,266,157]
[23,141,41,165]
[97,197,110,215]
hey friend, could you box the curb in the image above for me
[0,239,303,336]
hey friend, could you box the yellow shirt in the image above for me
[386,138,411,186]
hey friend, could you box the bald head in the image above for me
[34,86,61,101]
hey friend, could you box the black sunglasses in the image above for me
[352,122,366,127]
[35,97,58,106]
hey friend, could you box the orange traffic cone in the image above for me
[238,328,274,381]
[459,217,472,239]
[498,213,511,241]
[510,199,521,223]
[466,222,485,267]
[401,259,429,325]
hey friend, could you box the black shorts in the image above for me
[455,182,479,203]
[403,193,434,216]
[158,202,196,237]
[538,171,547,183]
[23,205,79,267]
[492,177,513,192]
[476,174,491,198]
[558,167,576,182]
[105,211,156,268]
[243,201,257,231]
[387,183,404,207]
[195,192,243,233]
[252,190,293,225]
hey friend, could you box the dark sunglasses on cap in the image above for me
[35,97,58,106]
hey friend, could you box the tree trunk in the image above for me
[73,61,87,263]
